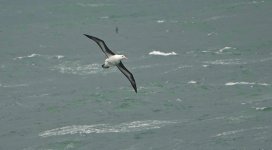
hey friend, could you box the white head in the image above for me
[120,55,128,60]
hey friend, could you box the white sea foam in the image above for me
[156,20,165,23]
[163,65,192,74]
[176,98,183,102]
[0,83,28,88]
[225,82,270,86]
[215,129,245,137]
[202,47,235,54]
[207,32,217,36]
[255,107,268,111]
[204,15,231,22]
[76,3,110,7]
[39,120,177,137]
[188,80,197,84]
[217,47,233,53]
[214,126,270,137]
[52,62,102,75]
[14,54,64,60]
[14,53,41,60]
[204,59,245,65]
[55,55,64,59]
[259,57,272,63]
[149,51,177,56]
[100,16,110,19]
[132,64,159,70]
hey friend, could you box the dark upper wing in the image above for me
[117,62,137,93]
[83,34,115,57]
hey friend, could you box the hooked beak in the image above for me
[124,56,128,59]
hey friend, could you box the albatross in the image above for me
[83,34,137,93]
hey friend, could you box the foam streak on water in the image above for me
[149,51,177,56]
[39,120,177,137]
[204,59,245,65]
[213,126,270,137]
[225,82,270,86]
[51,62,102,75]
[0,83,29,88]
[13,54,64,60]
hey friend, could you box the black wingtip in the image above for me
[83,34,102,42]
[133,85,137,93]
[83,34,90,38]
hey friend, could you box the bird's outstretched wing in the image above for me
[83,34,115,57]
[117,62,137,93]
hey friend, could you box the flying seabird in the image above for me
[83,34,137,93]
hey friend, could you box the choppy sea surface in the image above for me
[1,0,272,149]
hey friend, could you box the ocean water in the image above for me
[1,0,272,149]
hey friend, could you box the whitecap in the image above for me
[188,80,197,84]
[217,46,232,53]
[176,98,183,102]
[149,51,177,56]
[225,82,270,86]
[39,120,178,137]
[14,53,41,60]
[207,32,217,36]
[28,53,40,57]
[55,55,64,59]
[156,20,165,23]
[201,50,212,53]
[255,107,268,111]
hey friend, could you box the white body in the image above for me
[104,55,127,68]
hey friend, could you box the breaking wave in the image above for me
[39,120,177,137]
[149,51,177,56]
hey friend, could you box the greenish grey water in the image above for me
[1,0,272,149]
